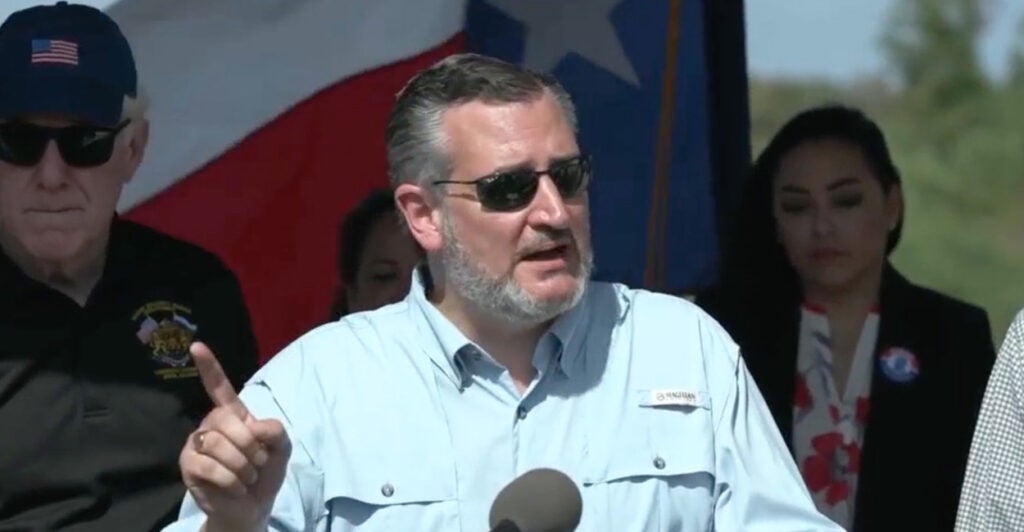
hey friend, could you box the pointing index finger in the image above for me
[191,342,248,419]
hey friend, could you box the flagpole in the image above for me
[644,0,682,291]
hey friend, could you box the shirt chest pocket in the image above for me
[323,432,460,531]
[579,394,716,531]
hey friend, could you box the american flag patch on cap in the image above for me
[31,38,78,66]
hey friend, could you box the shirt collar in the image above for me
[546,287,588,378]
[408,266,477,389]
[0,242,33,303]
[407,265,593,387]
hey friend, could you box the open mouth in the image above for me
[522,244,569,261]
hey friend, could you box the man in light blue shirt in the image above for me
[168,53,840,531]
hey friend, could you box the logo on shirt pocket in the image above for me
[640,388,708,409]
[132,300,199,379]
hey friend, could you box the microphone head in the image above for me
[488,468,583,532]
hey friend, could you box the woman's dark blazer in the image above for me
[697,265,996,531]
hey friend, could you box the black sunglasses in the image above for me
[432,155,592,212]
[0,119,132,168]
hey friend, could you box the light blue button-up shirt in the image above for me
[166,270,841,531]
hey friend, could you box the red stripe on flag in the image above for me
[32,56,77,64]
[125,34,465,363]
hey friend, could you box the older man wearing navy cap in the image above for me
[0,3,258,530]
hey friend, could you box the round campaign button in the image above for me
[879,347,920,384]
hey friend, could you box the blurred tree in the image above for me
[1008,15,1024,87]
[744,1,1024,343]
[880,0,990,108]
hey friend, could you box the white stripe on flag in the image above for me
[109,0,466,211]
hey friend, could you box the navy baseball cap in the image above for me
[0,1,136,127]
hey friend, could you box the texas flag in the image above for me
[81,0,726,361]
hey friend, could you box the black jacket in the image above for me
[698,265,995,531]
[0,219,258,531]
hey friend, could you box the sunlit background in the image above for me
[747,0,1024,343]
[5,0,1020,343]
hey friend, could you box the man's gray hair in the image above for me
[385,53,578,190]
[117,89,149,146]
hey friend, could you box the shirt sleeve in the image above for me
[162,383,326,532]
[700,317,843,531]
[956,310,1024,531]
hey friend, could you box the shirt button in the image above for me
[517,406,528,420]
[653,456,666,470]
[381,483,395,497]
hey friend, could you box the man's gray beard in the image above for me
[439,214,593,327]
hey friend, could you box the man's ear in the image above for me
[122,118,149,183]
[395,183,443,253]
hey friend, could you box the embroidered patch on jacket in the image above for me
[133,301,199,379]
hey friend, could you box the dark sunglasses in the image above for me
[433,155,592,212]
[0,119,132,168]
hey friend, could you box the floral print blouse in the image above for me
[792,303,879,530]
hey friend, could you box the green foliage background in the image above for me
[747,0,1024,343]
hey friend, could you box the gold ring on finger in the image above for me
[192,430,208,452]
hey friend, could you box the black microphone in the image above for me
[488,468,583,532]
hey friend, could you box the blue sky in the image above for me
[746,0,1024,82]
[3,0,1020,83]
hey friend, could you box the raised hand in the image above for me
[179,342,291,532]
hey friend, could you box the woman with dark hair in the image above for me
[698,104,995,531]
[329,188,421,320]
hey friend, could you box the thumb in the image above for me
[248,418,290,453]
